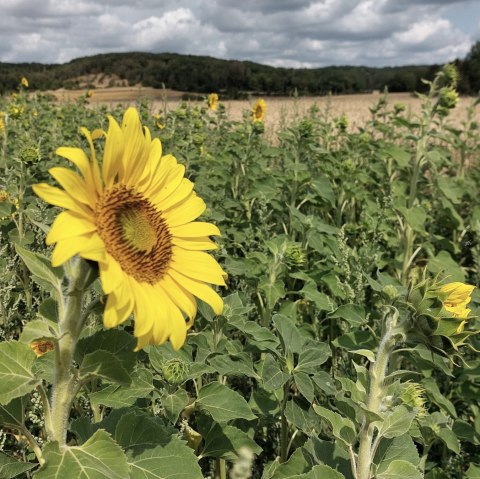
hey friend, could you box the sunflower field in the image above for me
[0,65,479,479]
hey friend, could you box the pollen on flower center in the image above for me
[95,184,172,284]
[120,208,157,253]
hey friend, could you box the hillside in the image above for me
[0,47,478,96]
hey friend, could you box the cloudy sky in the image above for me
[1,0,479,68]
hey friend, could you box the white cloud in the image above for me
[0,0,476,67]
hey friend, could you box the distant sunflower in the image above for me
[33,107,226,350]
[21,77,29,88]
[208,93,219,111]
[252,99,266,122]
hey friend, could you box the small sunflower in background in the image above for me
[438,281,475,333]
[33,107,226,350]
[21,77,29,88]
[208,93,219,111]
[252,98,266,122]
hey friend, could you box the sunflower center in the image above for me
[120,208,157,253]
[255,106,262,118]
[95,184,172,284]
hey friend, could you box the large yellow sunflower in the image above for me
[252,99,266,122]
[33,107,226,350]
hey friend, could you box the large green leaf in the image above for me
[128,438,203,479]
[0,452,36,478]
[261,354,290,391]
[0,341,40,405]
[273,314,305,354]
[197,381,256,422]
[0,397,25,427]
[19,319,58,344]
[295,342,330,373]
[89,368,154,408]
[374,434,420,474]
[14,244,63,300]
[114,410,173,453]
[378,406,415,439]
[161,388,190,424]
[312,405,356,445]
[376,460,422,479]
[36,430,129,479]
[199,419,262,460]
[79,350,131,386]
[329,304,366,327]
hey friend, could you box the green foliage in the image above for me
[0,68,479,479]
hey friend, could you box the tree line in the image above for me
[0,42,479,97]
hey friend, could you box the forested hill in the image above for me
[0,46,479,96]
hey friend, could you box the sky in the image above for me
[1,0,479,68]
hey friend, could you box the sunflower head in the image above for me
[21,77,29,88]
[252,99,266,122]
[208,93,219,112]
[34,107,226,351]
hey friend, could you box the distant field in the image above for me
[50,87,479,139]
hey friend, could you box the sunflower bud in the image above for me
[161,358,190,385]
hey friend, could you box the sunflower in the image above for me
[439,282,475,333]
[252,99,266,122]
[21,77,29,88]
[208,93,219,112]
[33,107,226,350]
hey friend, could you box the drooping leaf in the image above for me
[36,430,129,479]
[161,388,190,424]
[329,304,366,327]
[0,341,40,405]
[19,319,58,344]
[374,434,420,473]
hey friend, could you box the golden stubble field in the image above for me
[52,87,479,139]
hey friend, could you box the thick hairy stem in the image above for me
[356,315,404,479]
[50,259,92,446]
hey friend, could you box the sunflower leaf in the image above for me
[0,341,40,405]
[197,381,256,422]
[0,452,37,478]
[36,430,129,479]
[79,350,131,386]
[128,437,203,479]
[14,244,63,301]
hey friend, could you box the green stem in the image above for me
[50,259,93,446]
[356,312,404,479]
[279,380,290,463]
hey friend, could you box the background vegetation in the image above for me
[0,40,479,97]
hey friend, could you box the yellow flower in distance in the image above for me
[439,282,475,332]
[208,93,219,111]
[21,77,29,88]
[252,99,266,122]
[33,107,226,350]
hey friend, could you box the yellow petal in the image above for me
[150,164,185,206]
[81,127,103,195]
[103,115,124,187]
[162,193,206,227]
[170,249,226,285]
[79,234,106,262]
[168,270,224,315]
[49,167,96,207]
[99,254,125,294]
[104,292,133,328]
[131,280,155,337]
[170,222,220,238]
[33,183,91,218]
[172,237,218,250]
[47,211,96,245]
[51,237,86,266]
[159,275,197,320]
[56,147,92,182]
[155,178,194,212]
